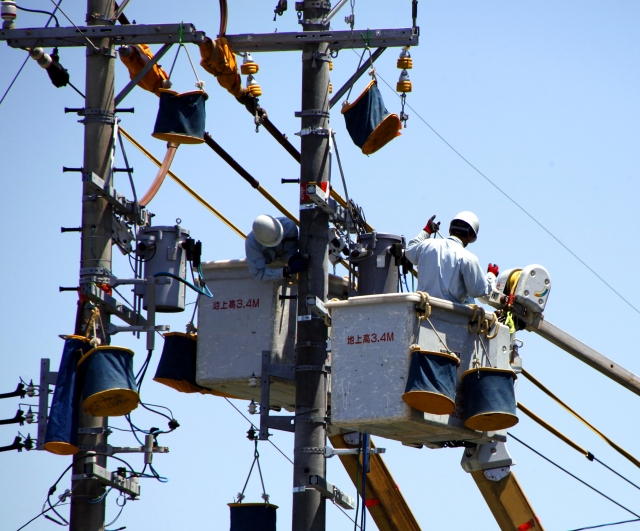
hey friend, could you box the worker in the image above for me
[405,211,499,304]
[245,214,308,283]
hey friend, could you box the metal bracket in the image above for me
[309,475,355,509]
[258,351,295,440]
[79,109,116,125]
[324,446,385,458]
[294,364,328,373]
[295,109,330,118]
[295,341,326,350]
[297,447,326,454]
[82,172,145,224]
[295,1,332,10]
[307,295,329,321]
[86,46,116,58]
[460,441,514,474]
[72,462,140,499]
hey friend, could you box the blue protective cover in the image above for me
[152,90,208,143]
[404,351,457,401]
[44,336,91,454]
[463,369,517,419]
[81,348,137,401]
[229,504,277,531]
[154,333,203,393]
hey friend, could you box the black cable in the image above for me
[508,432,640,518]
[373,66,640,317]
[117,130,138,205]
[15,502,70,531]
[15,5,60,26]
[139,402,173,422]
[593,456,640,493]
[567,518,640,531]
[67,81,85,98]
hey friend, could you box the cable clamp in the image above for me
[293,364,328,373]
[295,0,331,10]
[298,17,330,26]
[296,415,327,423]
[295,109,330,118]
[294,342,326,350]
[301,50,332,66]
[296,446,326,454]
[86,46,116,58]
[296,127,331,137]
[79,108,115,125]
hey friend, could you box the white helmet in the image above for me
[252,215,284,247]
[450,211,480,243]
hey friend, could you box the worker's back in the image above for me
[406,234,490,304]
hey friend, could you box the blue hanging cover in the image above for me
[402,349,459,415]
[462,368,518,432]
[78,346,139,417]
[152,89,208,145]
[154,333,237,397]
[228,503,277,531]
[44,335,93,455]
[342,80,402,155]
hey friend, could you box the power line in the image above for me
[567,518,640,531]
[372,66,640,317]
[508,432,640,519]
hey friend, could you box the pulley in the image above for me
[241,53,259,76]
[397,46,412,70]
[246,74,262,97]
[396,69,412,93]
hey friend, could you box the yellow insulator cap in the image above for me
[329,83,333,94]
[329,60,333,71]
[397,57,413,69]
[241,63,259,75]
[241,53,259,75]
[397,80,412,93]
[248,83,262,97]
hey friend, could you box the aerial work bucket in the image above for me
[44,335,93,455]
[228,503,278,531]
[78,346,139,417]
[152,89,208,145]
[462,368,518,431]
[341,80,401,155]
[154,332,203,393]
[402,346,459,415]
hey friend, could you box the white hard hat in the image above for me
[450,211,480,243]
[252,215,284,247]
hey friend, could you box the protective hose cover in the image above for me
[46,61,70,88]
[152,89,208,145]
[197,37,246,99]
[342,80,401,155]
[119,44,170,96]
[402,350,458,415]
[44,336,92,455]
[462,368,518,431]
[139,143,178,206]
[154,333,205,393]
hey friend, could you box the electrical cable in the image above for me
[508,432,640,519]
[373,67,640,317]
[48,0,98,51]
[15,5,60,26]
[0,0,64,109]
[152,272,213,297]
[15,502,70,531]
[117,130,138,206]
[567,518,640,531]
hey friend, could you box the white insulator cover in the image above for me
[1,1,17,21]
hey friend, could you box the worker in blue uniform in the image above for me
[245,214,309,283]
[405,211,499,304]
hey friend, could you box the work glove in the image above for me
[285,252,309,276]
[423,215,440,236]
[487,263,499,277]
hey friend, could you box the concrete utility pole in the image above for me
[71,0,115,529]
[293,2,332,529]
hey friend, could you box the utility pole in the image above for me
[71,0,115,529]
[293,2,332,529]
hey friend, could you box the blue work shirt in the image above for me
[245,217,299,283]
[405,231,495,304]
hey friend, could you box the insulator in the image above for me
[329,60,333,71]
[241,53,259,75]
[1,1,17,29]
[246,75,262,97]
[29,48,52,69]
[248,400,257,415]
[26,380,36,398]
[397,47,412,70]
[25,408,35,424]
[397,69,412,93]
[248,373,258,388]
[329,83,333,94]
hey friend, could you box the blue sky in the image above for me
[1,1,640,530]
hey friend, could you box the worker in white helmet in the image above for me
[245,214,308,283]
[405,211,499,304]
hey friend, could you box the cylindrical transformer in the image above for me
[353,232,404,296]
[135,224,190,312]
